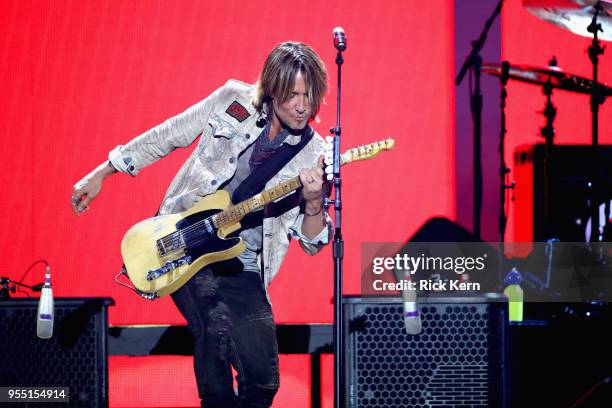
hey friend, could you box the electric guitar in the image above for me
[120,139,394,299]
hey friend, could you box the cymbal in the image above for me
[523,0,612,41]
[482,62,612,95]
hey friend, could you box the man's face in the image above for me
[272,71,311,132]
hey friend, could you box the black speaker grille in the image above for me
[0,298,111,408]
[346,299,506,408]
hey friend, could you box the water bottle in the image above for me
[503,267,523,322]
[36,271,54,339]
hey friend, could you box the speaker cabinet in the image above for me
[0,297,113,407]
[344,296,508,408]
[514,143,612,242]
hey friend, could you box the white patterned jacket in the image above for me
[109,79,332,290]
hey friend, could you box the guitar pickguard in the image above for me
[174,209,241,262]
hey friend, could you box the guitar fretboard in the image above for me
[212,176,302,228]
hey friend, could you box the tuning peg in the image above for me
[326,174,334,181]
[325,164,334,174]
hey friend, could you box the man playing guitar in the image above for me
[71,41,332,408]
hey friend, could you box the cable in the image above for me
[16,288,31,297]
[16,259,49,285]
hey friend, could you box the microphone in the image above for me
[332,27,347,52]
[36,266,54,339]
[402,271,422,335]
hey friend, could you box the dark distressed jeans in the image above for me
[171,265,279,408]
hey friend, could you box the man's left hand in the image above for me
[299,155,325,213]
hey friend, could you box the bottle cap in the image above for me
[503,267,522,285]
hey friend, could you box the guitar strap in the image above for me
[231,126,314,204]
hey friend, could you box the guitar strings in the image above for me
[155,145,382,253]
[162,177,300,248]
[158,145,379,250]
[158,198,261,252]
[158,165,348,252]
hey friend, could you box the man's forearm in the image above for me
[99,161,118,178]
[301,199,326,239]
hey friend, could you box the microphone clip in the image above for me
[256,115,267,128]
[0,277,15,298]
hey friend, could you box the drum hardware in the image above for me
[484,59,571,241]
[524,0,612,42]
[540,57,559,240]
[523,0,611,242]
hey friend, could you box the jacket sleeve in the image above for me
[288,211,334,256]
[108,84,227,176]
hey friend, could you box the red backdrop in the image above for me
[3,1,609,406]
[0,0,612,407]
[1,1,454,406]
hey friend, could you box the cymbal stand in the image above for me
[498,61,514,280]
[586,1,609,242]
[540,58,558,240]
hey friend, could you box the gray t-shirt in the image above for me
[222,121,292,273]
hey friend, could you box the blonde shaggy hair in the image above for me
[253,41,327,120]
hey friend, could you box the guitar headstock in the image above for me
[340,138,395,165]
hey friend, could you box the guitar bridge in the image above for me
[146,255,192,281]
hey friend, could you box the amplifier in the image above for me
[344,296,508,408]
[513,143,612,242]
[0,297,113,408]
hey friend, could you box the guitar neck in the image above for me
[212,138,393,229]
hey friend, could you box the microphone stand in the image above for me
[456,0,504,240]
[325,49,345,408]
[0,277,42,298]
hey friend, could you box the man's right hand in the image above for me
[71,161,116,215]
